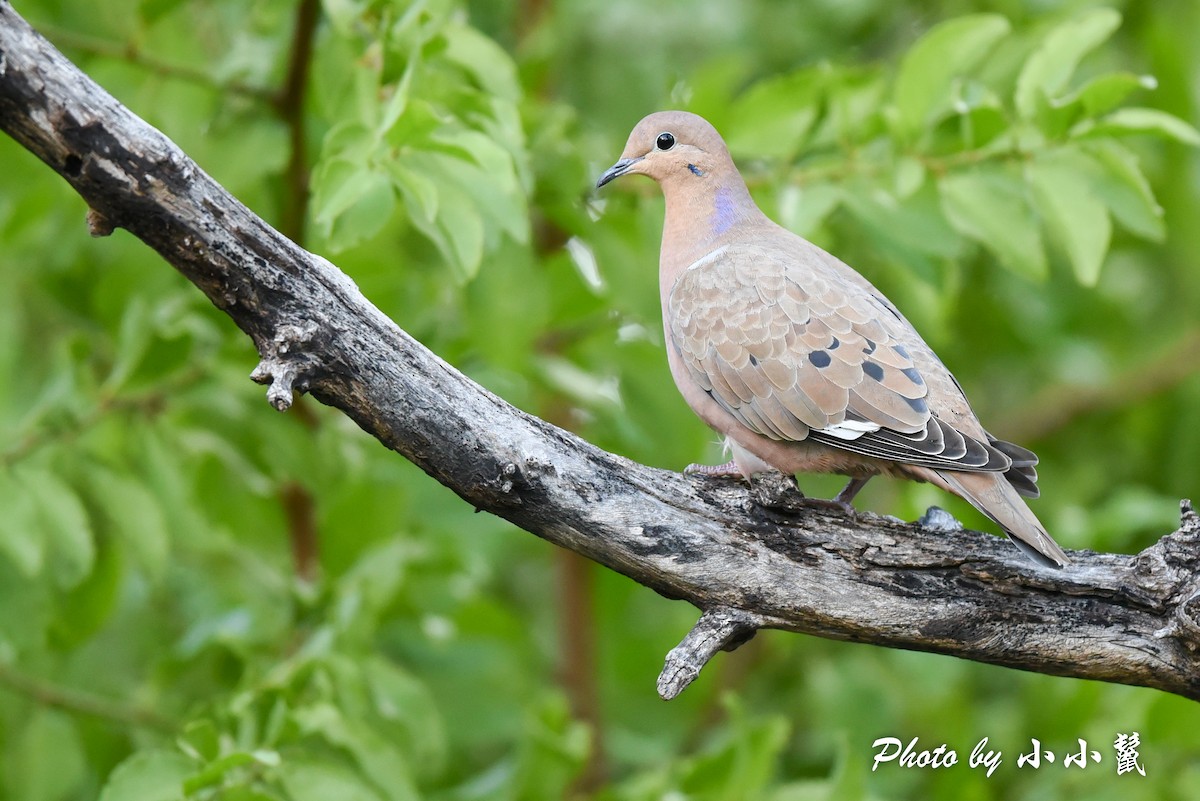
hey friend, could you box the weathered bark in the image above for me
[2,2,1199,700]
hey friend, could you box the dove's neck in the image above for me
[658,174,769,297]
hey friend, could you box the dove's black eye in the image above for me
[655,132,676,151]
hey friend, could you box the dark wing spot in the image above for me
[749,353,759,366]
[828,336,840,350]
[901,367,924,385]
[809,350,832,368]
[863,339,877,355]
[863,361,884,381]
[893,343,910,360]
[874,294,904,321]
[906,395,929,414]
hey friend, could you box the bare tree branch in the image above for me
[3,2,1199,701]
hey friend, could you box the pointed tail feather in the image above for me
[916,468,1070,569]
[988,435,1041,499]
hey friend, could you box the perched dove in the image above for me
[597,111,1069,568]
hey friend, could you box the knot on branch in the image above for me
[657,607,764,700]
[1171,589,1200,651]
[1182,498,1199,534]
[917,506,964,532]
[750,471,806,512]
[496,461,520,499]
[86,207,115,237]
[1137,500,1200,647]
[250,321,320,411]
[1134,499,1200,579]
[472,454,558,512]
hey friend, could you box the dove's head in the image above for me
[596,111,734,191]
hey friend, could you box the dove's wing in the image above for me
[667,243,1012,473]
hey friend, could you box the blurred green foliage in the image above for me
[2,0,1200,798]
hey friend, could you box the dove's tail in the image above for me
[916,468,1070,569]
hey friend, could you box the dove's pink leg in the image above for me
[833,476,870,507]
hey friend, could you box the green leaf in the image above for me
[508,694,590,801]
[381,98,441,152]
[1032,72,1155,139]
[1015,8,1122,119]
[726,70,823,160]
[1031,91,1084,140]
[777,184,841,237]
[425,131,527,240]
[0,558,51,654]
[321,0,368,36]
[320,121,377,164]
[389,163,439,224]
[437,187,485,281]
[0,468,46,576]
[211,789,281,801]
[893,14,1011,136]
[278,760,387,801]
[182,751,280,795]
[1030,151,1112,285]
[402,168,485,281]
[442,22,521,102]
[312,158,373,223]
[679,696,790,798]
[210,116,292,193]
[1062,72,1157,117]
[131,426,207,551]
[893,156,926,198]
[181,753,254,795]
[103,296,153,394]
[956,104,1010,150]
[537,356,621,410]
[176,428,272,495]
[1074,107,1200,145]
[290,703,417,801]
[817,733,865,801]
[1083,140,1165,240]
[311,160,398,251]
[385,126,526,279]
[842,184,962,259]
[98,750,193,801]
[138,0,190,26]
[331,540,414,637]
[52,521,121,646]
[824,70,887,144]
[327,171,397,252]
[7,710,87,801]
[88,469,170,580]
[177,719,221,762]
[362,656,447,779]
[939,167,1047,281]
[378,56,419,135]
[840,181,963,285]
[20,467,94,588]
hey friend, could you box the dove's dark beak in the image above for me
[596,156,644,189]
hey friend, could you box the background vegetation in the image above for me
[2,0,1199,798]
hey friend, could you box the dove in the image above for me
[596,111,1069,568]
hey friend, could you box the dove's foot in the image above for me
[684,459,745,479]
[799,476,871,518]
[800,496,858,519]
